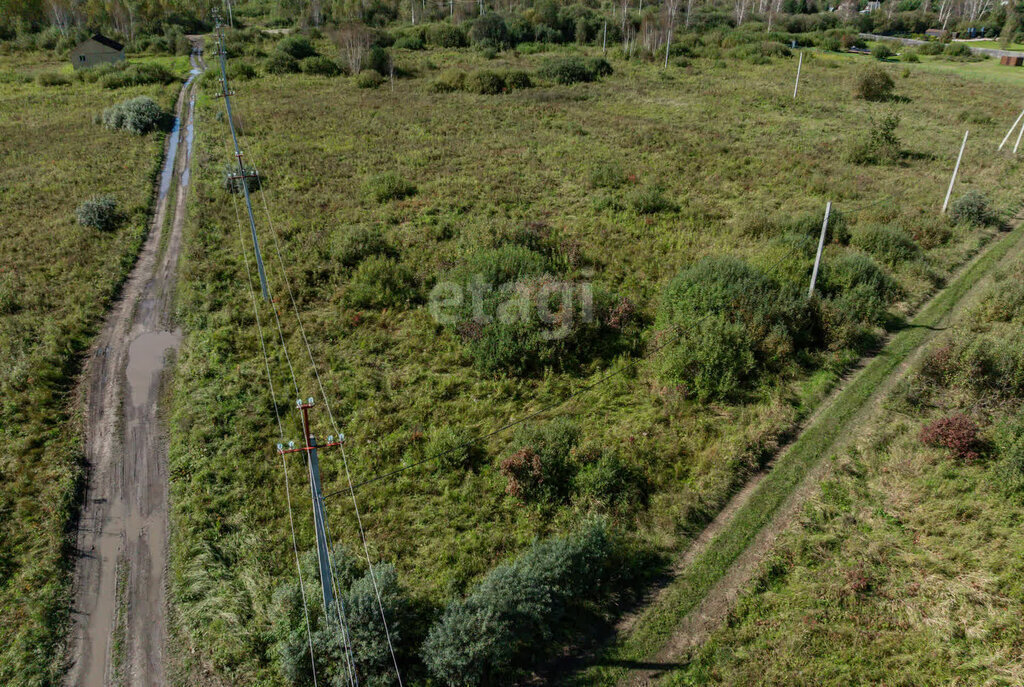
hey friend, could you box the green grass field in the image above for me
[167,36,1024,682]
[0,52,182,685]
[663,248,1024,686]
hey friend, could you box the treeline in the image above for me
[8,0,1021,57]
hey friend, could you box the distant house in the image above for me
[70,34,125,70]
[925,28,949,39]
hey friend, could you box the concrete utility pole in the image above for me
[793,51,803,99]
[942,130,969,214]
[998,108,1024,151]
[215,25,270,300]
[278,398,346,613]
[808,201,831,297]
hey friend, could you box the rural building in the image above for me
[70,34,125,70]
[925,28,949,39]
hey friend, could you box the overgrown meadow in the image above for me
[668,246,1024,686]
[169,29,1024,685]
[0,54,182,684]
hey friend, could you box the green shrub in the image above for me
[470,12,509,46]
[751,232,817,286]
[272,549,413,687]
[949,190,993,227]
[277,35,317,59]
[427,23,468,48]
[851,224,921,265]
[500,419,579,504]
[100,62,177,89]
[944,42,973,57]
[430,68,465,92]
[587,56,613,76]
[393,34,424,50]
[363,171,416,202]
[465,69,505,94]
[589,161,628,189]
[854,64,895,101]
[538,56,597,84]
[300,55,342,76]
[227,61,257,81]
[919,40,945,55]
[823,251,898,300]
[656,257,817,401]
[333,225,393,266]
[992,417,1024,499]
[627,184,676,214]
[846,111,902,164]
[451,245,547,285]
[356,68,384,88]
[265,51,300,74]
[436,248,637,376]
[422,521,616,686]
[361,44,391,74]
[101,96,165,135]
[425,426,483,471]
[820,35,841,51]
[344,256,417,309]
[504,69,532,89]
[37,71,70,86]
[902,49,920,62]
[871,43,894,60]
[75,195,120,231]
[573,448,651,511]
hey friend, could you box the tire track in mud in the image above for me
[64,45,204,687]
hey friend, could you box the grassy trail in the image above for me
[571,219,1024,686]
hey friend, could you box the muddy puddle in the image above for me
[126,331,181,406]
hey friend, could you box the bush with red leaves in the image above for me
[499,447,543,500]
[919,413,981,461]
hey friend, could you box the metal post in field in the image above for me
[793,51,803,99]
[942,130,969,214]
[603,21,607,54]
[808,201,831,297]
[998,107,1024,151]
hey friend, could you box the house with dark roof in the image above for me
[70,34,125,70]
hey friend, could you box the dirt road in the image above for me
[63,46,203,687]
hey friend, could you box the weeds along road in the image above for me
[572,216,1024,687]
[63,45,204,687]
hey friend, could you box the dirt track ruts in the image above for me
[616,216,1024,687]
[63,45,203,687]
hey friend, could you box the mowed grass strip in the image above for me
[575,222,1024,686]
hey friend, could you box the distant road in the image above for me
[860,32,1024,58]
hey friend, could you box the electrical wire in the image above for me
[243,136,405,685]
[222,127,320,687]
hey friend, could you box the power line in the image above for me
[220,94,321,686]
[245,130,406,687]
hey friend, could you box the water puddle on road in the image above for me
[126,331,181,406]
